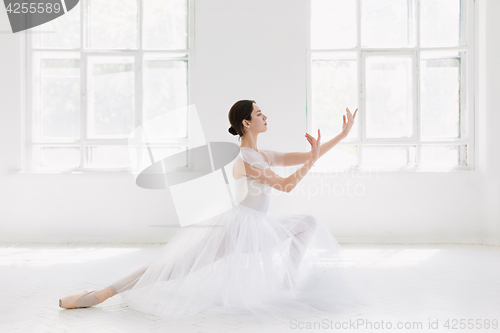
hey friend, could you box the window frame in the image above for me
[23,0,195,173]
[306,0,476,172]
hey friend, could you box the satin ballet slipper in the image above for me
[59,287,114,309]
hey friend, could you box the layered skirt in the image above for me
[114,203,370,321]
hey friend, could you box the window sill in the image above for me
[12,165,475,175]
[308,166,475,174]
[14,169,140,175]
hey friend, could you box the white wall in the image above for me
[0,0,498,245]
[482,0,500,245]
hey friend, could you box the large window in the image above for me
[308,0,474,171]
[25,0,193,172]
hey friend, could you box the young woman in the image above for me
[59,100,367,321]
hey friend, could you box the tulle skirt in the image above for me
[116,203,371,321]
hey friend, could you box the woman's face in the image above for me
[244,103,267,134]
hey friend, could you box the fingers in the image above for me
[346,107,358,123]
[306,132,319,149]
[305,133,314,145]
[306,131,321,139]
[316,130,320,150]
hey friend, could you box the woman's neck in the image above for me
[240,136,258,151]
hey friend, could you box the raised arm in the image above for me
[286,107,358,166]
[238,129,321,193]
[241,159,316,193]
[281,132,345,166]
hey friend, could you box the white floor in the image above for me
[1,243,499,333]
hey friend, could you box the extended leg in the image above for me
[108,237,228,295]
[65,268,146,308]
[108,265,149,295]
[68,241,228,308]
[60,226,232,309]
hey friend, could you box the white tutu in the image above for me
[113,147,371,321]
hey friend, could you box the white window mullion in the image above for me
[313,46,468,52]
[306,7,312,146]
[415,0,421,168]
[134,49,190,54]
[358,50,364,168]
[460,0,472,167]
[138,0,142,51]
[306,0,312,143]
[468,0,476,169]
[80,0,87,169]
[86,0,91,49]
[408,0,414,46]
[358,138,470,145]
[25,32,33,172]
[414,51,419,167]
[136,0,143,170]
[81,51,88,169]
[460,0,468,46]
[186,0,194,162]
[460,51,467,142]
[356,0,363,168]
[460,0,469,142]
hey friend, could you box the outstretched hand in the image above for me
[305,129,321,162]
[342,107,358,137]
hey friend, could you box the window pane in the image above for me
[361,0,415,48]
[313,146,358,172]
[365,56,413,138]
[143,0,188,50]
[32,2,80,49]
[362,146,409,168]
[312,55,358,141]
[420,145,459,168]
[420,51,461,139]
[87,56,135,138]
[311,0,357,49]
[88,0,138,49]
[143,58,188,140]
[34,54,81,141]
[86,145,137,168]
[141,146,184,168]
[34,146,80,168]
[421,0,463,47]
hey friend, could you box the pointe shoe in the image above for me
[59,287,115,309]
[59,289,97,309]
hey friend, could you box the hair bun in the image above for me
[228,126,237,136]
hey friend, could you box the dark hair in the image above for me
[228,100,256,141]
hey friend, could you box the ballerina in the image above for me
[59,99,366,320]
